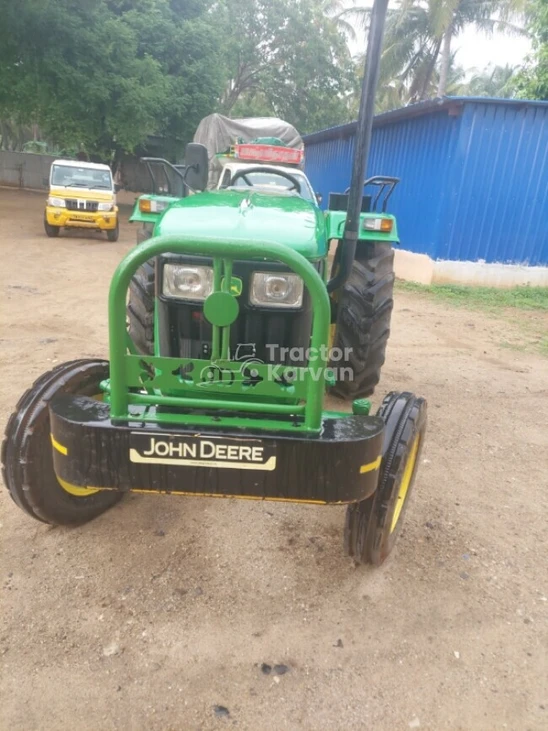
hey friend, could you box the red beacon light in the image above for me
[233,143,304,166]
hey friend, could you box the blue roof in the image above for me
[303,96,548,144]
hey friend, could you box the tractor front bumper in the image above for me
[49,396,384,505]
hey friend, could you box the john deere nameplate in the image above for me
[129,433,277,471]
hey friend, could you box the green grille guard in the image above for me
[107,235,331,433]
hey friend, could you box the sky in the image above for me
[454,27,531,75]
[347,1,532,77]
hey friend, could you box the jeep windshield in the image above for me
[51,165,113,190]
[229,170,314,202]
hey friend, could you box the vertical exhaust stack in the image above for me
[328,0,390,292]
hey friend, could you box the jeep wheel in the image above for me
[44,216,60,238]
[107,221,120,242]
[330,243,394,399]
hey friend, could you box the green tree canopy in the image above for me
[349,0,526,111]
[514,0,548,99]
[0,0,224,158]
[220,0,356,134]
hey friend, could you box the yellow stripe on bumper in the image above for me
[51,434,68,455]
[360,455,382,474]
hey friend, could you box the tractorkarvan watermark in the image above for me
[199,343,355,386]
[265,344,352,363]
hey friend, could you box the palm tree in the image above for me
[370,0,525,103]
[433,0,525,96]
[322,0,371,42]
[461,63,517,96]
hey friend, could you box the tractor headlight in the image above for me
[250,272,304,308]
[163,264,213,301]
[362,217,393,232]
[98,201,114,212]
[48,196,65,208]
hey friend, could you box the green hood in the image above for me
[154,189,327,259]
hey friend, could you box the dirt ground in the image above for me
[0,188,547,731]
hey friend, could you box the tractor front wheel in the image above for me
[344,391,427,565]
[1,360,123,525]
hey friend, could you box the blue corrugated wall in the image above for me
[304,100,548,265]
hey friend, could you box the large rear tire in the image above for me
[127,224,155,354]
[344,391,427,565]
[1,360,123,525]
[330,243,394,399]
[127,260,155,354]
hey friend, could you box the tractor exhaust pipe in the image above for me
[328,0,390,292]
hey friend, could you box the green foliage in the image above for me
[0,0,357,150]
[220,0,355,134]
[462,64,517,97]
[514,0,548,100]
[396,281,548,311]
[0,0,224,157]
[360,0,526,108]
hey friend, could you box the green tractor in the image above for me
[1,0,426,565]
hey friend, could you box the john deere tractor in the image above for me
[1,0,426,565]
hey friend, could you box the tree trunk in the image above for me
[437,24,453,97]
[417,36,443,101]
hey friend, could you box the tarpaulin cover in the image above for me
[193,113,303,187]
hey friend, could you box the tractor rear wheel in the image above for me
[127,260,155,354]
[1,360,123,525]
[344,391,427,565]
[330,243,394,399]
[136,223,154,245]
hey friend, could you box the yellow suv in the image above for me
[45,159,119,241]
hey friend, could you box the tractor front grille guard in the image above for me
[106,235,331,433]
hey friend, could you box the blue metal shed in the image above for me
[303,97,548,266]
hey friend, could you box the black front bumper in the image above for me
[50,396,384,504]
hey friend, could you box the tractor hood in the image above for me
[155,190,327,260]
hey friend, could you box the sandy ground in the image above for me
[0,188,547,731]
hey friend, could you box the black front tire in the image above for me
[330,243,394,399]
[44,217,60,238]
[344,392,427,565]
[107,221,120,242]
[1,360,123,525]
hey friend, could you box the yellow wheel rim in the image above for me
[56,393,102,497]
[390,434,420,533]
[58,477,100,497]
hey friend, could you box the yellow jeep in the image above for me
[44,159,119,241]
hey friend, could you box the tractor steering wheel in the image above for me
[229,166,302,195]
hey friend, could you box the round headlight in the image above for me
[250,272,304,308]
[265,276,290,300]
[163,264,214,301]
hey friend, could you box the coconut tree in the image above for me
[369,0,525,103]
[463,63,517,96]
[321,0,372,42]
[433,0,525,96]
